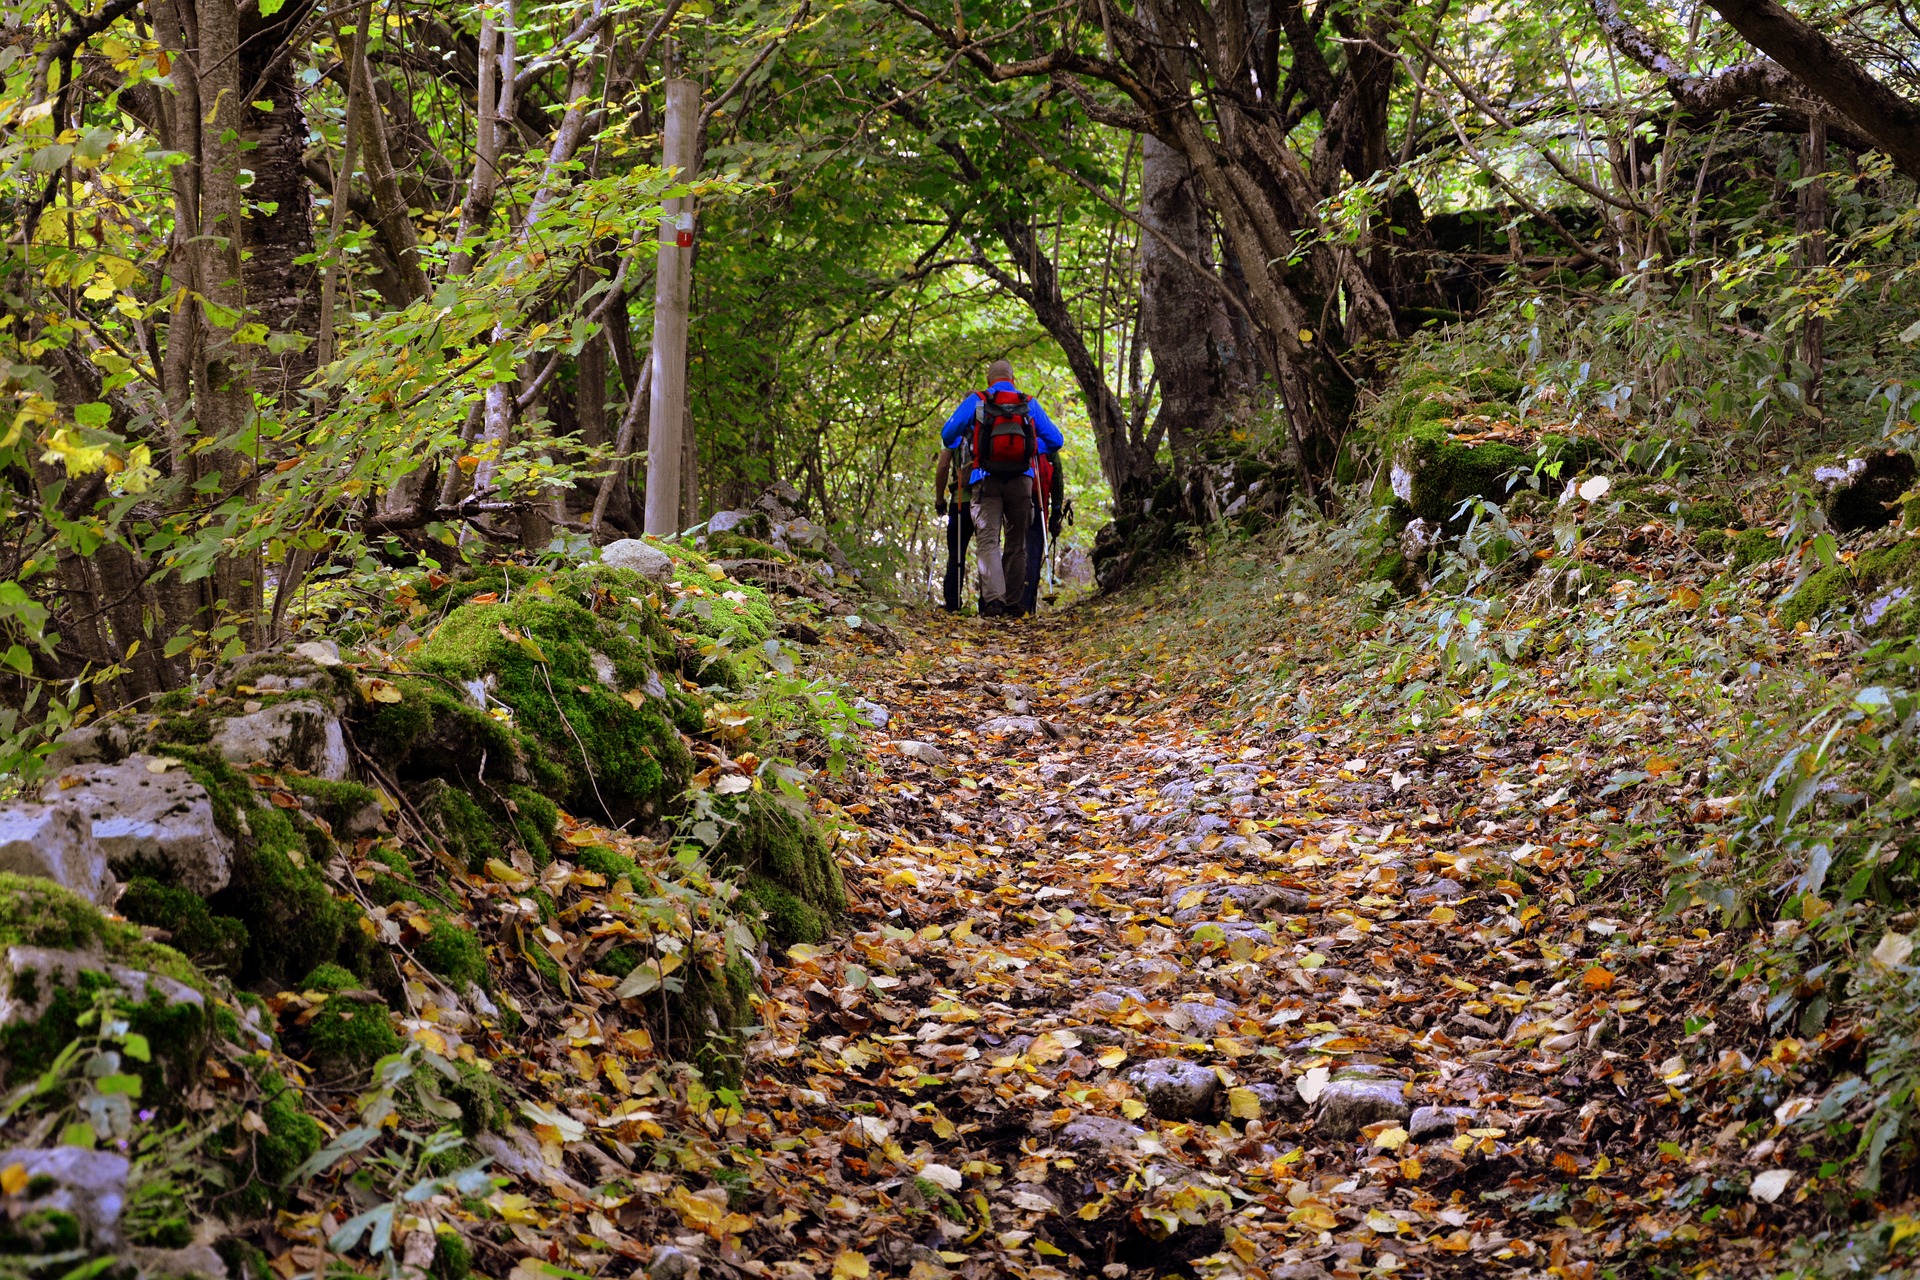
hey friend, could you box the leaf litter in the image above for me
[274,555,1875,1280]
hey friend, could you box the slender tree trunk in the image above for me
[644,76,700,534]
[1798,118,1827,407]
[238,0,320,400]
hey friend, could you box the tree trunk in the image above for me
[1138,137,1240,484]
[644,77,700,534]
[238,0,320,400]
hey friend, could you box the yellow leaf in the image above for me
[1177,888,1206,910]
[1096,1045,1127,1069]
[1646,754,1679,776]
[1,1163,27,1194]
[621,689,648,709]
[1397,1157,1422,1180]
[1032,1241,1067,1257]
[1120,1098,1147,1120]
[1227,1087,1261,1120]
[1372,1126,1410,1150]
[1429,905,1457,924]
[485,858,531,889]
[831,1250,871,1279]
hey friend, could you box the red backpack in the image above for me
[972,387,1037,478]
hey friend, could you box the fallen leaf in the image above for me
[1750,1169,1793,1203]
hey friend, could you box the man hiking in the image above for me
[941,360,1064,617]
[933,445,976,613]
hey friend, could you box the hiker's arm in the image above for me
[1031,402,1066,454]
[935,449,952,515]
[940,396,976,448]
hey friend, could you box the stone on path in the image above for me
[1126,1058,1219,1120]
[895,740,948,766]
[1058,1115,1146,1152]
[0,1147,130,1248]
[976,714,1063,739]
[1408,1105,1477,1141]
[1314,1077,1410,1138]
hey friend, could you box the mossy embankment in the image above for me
[0,534,874,1274]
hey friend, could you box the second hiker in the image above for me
[940,360,1064,618]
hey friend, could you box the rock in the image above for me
[1400,517,1440,561]
[1058,1115,1146,1152]
[1407,878,1464,903]
[1126,1058,1219,1120]
[1186,920,1272,946]
[1167,1000,1239,1038]
[1190,814,1231,839]
[706,509,759,535]
[0,803,114,905]
[208,699,349,780]
[129,1244,229,1279]
[1448,1013,1503,1039]
[0,944,204,1029]
[1817,449,1915,533]
[1247,1082,1292,1120]
[42,720,135,772]
[1313,1078,1409,1138]
[600,538,676,581]
[1271,1265,1333,1280]
[41,755,233,895]
[0,1147,130,1248]
[291,638,342,667]
[977,715,1060,739]
[649,1245,702,1280]
[1409,1105,1477,1140]
[896,740,948,766]
[854,699,890,728]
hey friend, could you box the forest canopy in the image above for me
[5,0,1920,767]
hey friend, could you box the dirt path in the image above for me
[725,608,1764,1280]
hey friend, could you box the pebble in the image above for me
[1408,1105,1478,1140]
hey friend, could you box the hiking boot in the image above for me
[981,600,1006,618]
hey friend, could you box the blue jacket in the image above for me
[942,381,1064,484]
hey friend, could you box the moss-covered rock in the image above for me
[0,874,212,1100]
[410,590,694,823]
[1730,529,1779,571]
[1383,420,1530,525]
[717,796,845,948]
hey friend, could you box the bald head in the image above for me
[987,359,1014,385]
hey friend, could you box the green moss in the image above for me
[576,844,638,882]
[413,911,487,990]
[285,776,384,831]
[223,1060,322,1216]
[1779,564,1854,627]
[413,780,504,871]
[430,1229,473,1280]
[218,799,359,987]
[117,877,248,974]
[1731,529,1780,571]
[507,785,558,866]
[1696,529,1728,559]
[0,871,116,950]
[299,963,401,1076]
[445,1061,508,1136]
[1684,497,1744,530]
[670,952,755,1087]
[412,593,693,822]
[1384,420,1529,525]
[365,846,417,905]
[716,797,844,947]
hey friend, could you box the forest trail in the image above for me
[730,608,1772,1280]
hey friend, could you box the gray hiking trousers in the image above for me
[971,474,1032,609]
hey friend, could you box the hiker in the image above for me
[1014,451,1065,616]
[941,360,1064,617]
[933,445,977,613]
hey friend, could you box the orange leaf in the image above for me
[1582,965,1615,990]
[1553,1152,1581,1174]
